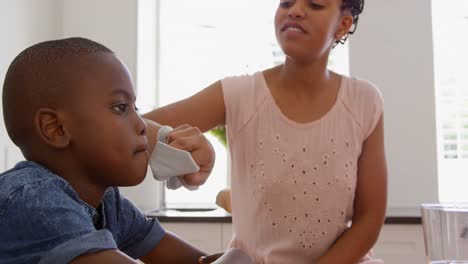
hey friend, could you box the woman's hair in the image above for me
[336,0,365,46]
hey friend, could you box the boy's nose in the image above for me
[137,116,147,136]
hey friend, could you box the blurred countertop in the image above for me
[147,206,422,224]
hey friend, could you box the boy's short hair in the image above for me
[2,37,113,152]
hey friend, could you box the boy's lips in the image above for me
[134,144,148,154]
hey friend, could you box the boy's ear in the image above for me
[35,108,71,149]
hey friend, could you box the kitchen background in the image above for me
[1,0,467,262]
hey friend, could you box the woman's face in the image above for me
[274,0,352,62]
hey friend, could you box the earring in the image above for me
[336,32,348,41]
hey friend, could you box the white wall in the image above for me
[0,0,63,171]
[350,0,439,214]
[61,0,138,87]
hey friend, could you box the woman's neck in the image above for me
[275,56,335,95]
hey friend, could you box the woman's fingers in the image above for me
[167,125,201,144]
[166,125,215,186]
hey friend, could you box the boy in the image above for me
[0,38,214,263]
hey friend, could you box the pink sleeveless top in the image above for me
[222,72,384,263]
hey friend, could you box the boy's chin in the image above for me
[132,173,147,186]
[118,168,148,187]
[118,177,146,187]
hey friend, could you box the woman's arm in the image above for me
[317,116,388,264]
[143,81,225,132]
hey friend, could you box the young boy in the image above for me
[0,38,215,263]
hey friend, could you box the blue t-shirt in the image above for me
[0,161,165,264]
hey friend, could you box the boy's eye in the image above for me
[112,103,139,114]
[113,104,128,113]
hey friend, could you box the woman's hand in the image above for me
[167,125,215,186]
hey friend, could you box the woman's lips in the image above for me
[282,22,307,33]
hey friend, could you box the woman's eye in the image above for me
[309,2,325,9]
[134,105,140,113]
[113,104,128,113]
[280,1,293,8]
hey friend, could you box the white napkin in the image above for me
[149,126,200,190]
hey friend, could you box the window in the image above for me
[157,0,349,207]
[432,0,468,202]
